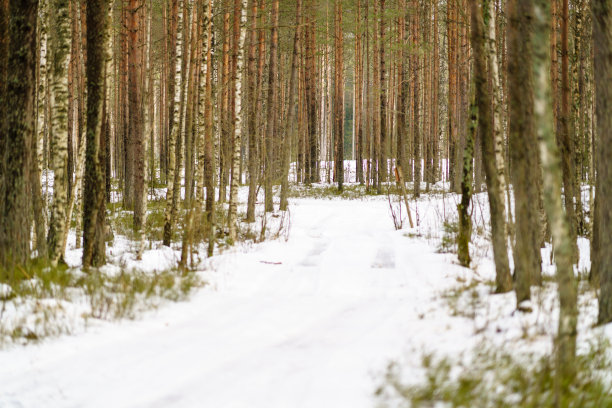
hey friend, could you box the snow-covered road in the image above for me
[0,198,472,408]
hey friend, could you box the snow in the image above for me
[0,187,610,407]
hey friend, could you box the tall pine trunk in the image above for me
[333,0,344,191]
[264,0,279,212]
[0,0,38,271]
[508,0,543,304]
[593,0,612,324]
[82,0,110,268]
[279,0,302,210]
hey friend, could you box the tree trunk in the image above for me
[0,0,38,271]
[228,0,248,241]
[204,0,216,257]
[412,0,421,198]
[378,0,387,189]
[264,0,279,212]
[533,0,578,400]
[508,0,543,304]
[162,0,184,247]
[593,0,612,324]
[305,0,318,184]
[245,0,259,221]
[472,0,512,293]
[82,0,110,268]
[32,0,49,258]
[47,0,71,265]
[333,0,344,191]
[559,0,579,260]
[457,86,477,268]
[280,0,302,210]
[485,0,509,247]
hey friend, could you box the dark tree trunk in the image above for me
[593,0,612,324]
[508,0,543,304]
[0,0,38,271]
[245,0,258,221]
[333,0,344,191]
[472,0,512,293]
[82,0,109,268]
[280,0,302,210]
[264,0,279,212]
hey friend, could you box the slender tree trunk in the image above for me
[0,0,7,226]
[0,0,38,271]
[333,0,344,191]
[355,0,364,184]
[472,0,513,293]
[508,0,543,304]
[305,0,318,184]
[245,0,258,221]
[32,0,49,258]
[593,0,612,324]
[47,0,71,265]
[432,0,439,183]
[559,0,579,260]
[162,0,184,246]
[264,0,279,212]
[412,0,421,198]
[378,0,387,189]
[228,0,248,241]
[83,0,110,268]
[533,0,578,401]
[127,0,146,246]
[280,0,302,210]
[485,0,509,245]
[457,86,477,268]
[219,2,231,203]
[204,0,216,257]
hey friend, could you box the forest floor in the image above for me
[1,184,611,407]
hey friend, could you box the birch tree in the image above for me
[228,0,248,241]
[163,0,184,247]
[471,0,512,293]
[47,0,71,265]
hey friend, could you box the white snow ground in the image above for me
[0,191,610,407]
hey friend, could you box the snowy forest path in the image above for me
[0,198,470,408]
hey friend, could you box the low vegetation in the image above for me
[0,260,202,346]
[376,337,612,408]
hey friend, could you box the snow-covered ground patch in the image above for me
[0,185,610,407]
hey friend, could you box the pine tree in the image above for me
[82,0,110,268]
[263,0,279,212]
[508,0,543,305]
[280,0,302,211]
[592,0,612,324]
[0,0,38,272]
[333,0,344,192]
